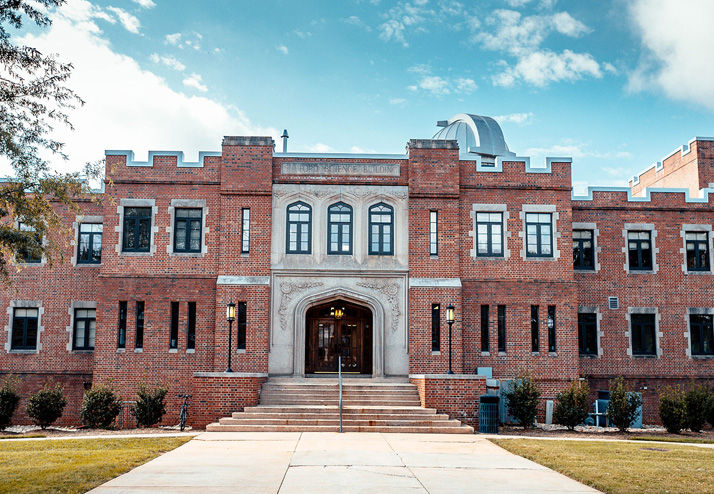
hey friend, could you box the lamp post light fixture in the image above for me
[446,304,455,375]
[226,302,236,373]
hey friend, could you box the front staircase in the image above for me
[206,378,474,433]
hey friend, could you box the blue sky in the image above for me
[10,0,714,192]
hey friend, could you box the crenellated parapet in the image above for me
[573,186,714,209]
[105,150,223,183]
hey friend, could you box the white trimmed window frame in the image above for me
[14,220,47,266]
[166,199,209,257]
[572,222,601,273]
[469,203,511,259]
[680,224,713,275]
[65,301,97,353]
[685,308,714,359]
[519,205,561,260]
[622,223,659,274]
[578,306,603,357]
[625,307,662,358]
[71,215,103,266]
[4,300,44,353]
[116,199,158,256]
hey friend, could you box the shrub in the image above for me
[131,382,168,428]
[503,372,541,429]
[607,377,642,432]
[81,382,122,429]
[0,374,21,431]
[707,386,714,429]
[684,383,712,433]
[553,379,590,430]
[25,381,67,429]
[658,386,687,434]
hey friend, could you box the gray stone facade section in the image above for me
[281,162,400,177]
[407,139,459,150]
[222,136,274,146]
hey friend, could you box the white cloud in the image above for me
[494,112,533,124]
[419,76,451,95]
[377,1,466,47]
[407,65,477,95]
[7,0,277,176]
[294,30,312,38]
[504,0,533,6]
[106,7,141,34]
[455,77,477,93]
[524,143,632,163]
[131,0,156,8]
[551,12,589,37]
[165,32,182,45]
[494,49,603,87]
[344,16,371,31]
[183,73,207,92]
[149,53,186,71]
[276,44,289,55]
[389,98,407,105]
[628,0,714,110]
[304,143,337,153]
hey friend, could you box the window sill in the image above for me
[691,354,714,359]
[497,352,507,356]
[236,349,246,354]
[241,253,249,258]
[684,270,712,275]
[134,348,144,353]
[120,252,153,257]
[431,351,441,355]
[8,349,38,354]
[117,348,126,353]
[531,352,540,356]
[579,353,599,358]
[480,351,490,356]
[169,252,206,258]
[71,349,94,354]
[548,352,557,357]
[525,256,556,261]
[186,349,196,354]
[574,269,597,273]
[475,255,505,260]
[75,263,102,267]
[631,354,657,359]
[626,270,655,274]
[169,348,178,353]
[430,255,438,260]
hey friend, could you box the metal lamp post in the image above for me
[226,302,236,373]
[446,304,455,374]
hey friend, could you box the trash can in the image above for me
[479,395,499,433]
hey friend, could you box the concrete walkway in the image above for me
[88,432,599,494]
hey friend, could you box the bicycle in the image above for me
[178,394,192,431]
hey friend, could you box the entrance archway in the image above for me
[305,300,373,375]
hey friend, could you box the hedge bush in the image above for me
[607,377,642,432]
[553,379,590,430]
[131,382,168,428]
[0,374,21,431]
[503,372,541,429]
[81,382,122,428]
[25,381,66,429]
[658,385,687,434]
[684,383,711,433]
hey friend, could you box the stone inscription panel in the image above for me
[281,162,401,177]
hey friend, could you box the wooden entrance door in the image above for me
[305,301,371,374]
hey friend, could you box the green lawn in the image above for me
[629,435,714,445]
[490,438,714,494]
[0,436,191,494]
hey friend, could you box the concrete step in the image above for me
[206,423,474,434]
[259,400,422,406]
[218,417,462,427]
[242,406,437,415]
[231,412,451,421]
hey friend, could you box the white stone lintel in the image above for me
[217,276,270,286]
[409,278,462,288]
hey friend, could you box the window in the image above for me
[578,313,597,356]
[174,208,202,253]
[11,308,38,350]
[73,309,96,351]
[170,302,179,349]
[77,223,103,264]
[547,305,556,353]
[237,301,247,350]
[430,211,438,256]
[286,202,312,254]
[369,203,394,255]
[480,305,489,352]
[690,314,713,356]
[686,232,710,272]
[241,208,250,254]
[123,207,151,252]
[187,302,196,350]
[431,304,440,352]
[327,202,353,255]
[17,222,42,263]
[476,212,503,257]
[118,301,127,349]
[573,230,594,270]
[135,301,145,349]
[525,213,552,257]
[497,305,506,353]
[531,306,539,352]
[628,231,652,270]
[631,313,656,356]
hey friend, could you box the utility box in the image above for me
[499,379,518,425]
[479,395,499,434]
[545,400,554,425]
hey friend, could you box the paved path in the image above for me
[88,431,599,494]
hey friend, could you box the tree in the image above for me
[607,377,642,432]
[25,380,66,429]
[553,379,590,430]
[503,371,541,428]
[1,1,101,286]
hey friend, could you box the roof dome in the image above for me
[432,113,515,159]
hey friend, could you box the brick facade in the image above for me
[2,115,714,429]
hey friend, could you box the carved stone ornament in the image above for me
[278,281,324,330]
[356,282,401,331]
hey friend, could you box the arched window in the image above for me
[327,202,353,255]
[286,202,312,254]
[369,203,394,255]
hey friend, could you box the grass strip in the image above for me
[0,434,46,440]
[629,435,714,445]
[490,438,714,494]
[0,436,191,494]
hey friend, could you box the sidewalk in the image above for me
[88,431,599,493]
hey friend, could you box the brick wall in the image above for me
[410,374,486,427]
[191,372,267,428]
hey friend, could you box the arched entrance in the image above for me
[305,299,373,374]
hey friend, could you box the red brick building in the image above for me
[2,113,713,427]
